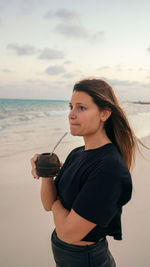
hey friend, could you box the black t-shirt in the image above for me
[54,143,132,242]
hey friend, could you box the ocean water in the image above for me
[0,98,82,158]
[0,98,150,158]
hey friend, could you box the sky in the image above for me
[0,0,150,101]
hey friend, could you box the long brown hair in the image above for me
[73,78,137,171]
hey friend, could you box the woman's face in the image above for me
[68,91,106,137]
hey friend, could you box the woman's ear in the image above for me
[100,109,112,122]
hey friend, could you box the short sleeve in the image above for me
[72,166,122,228]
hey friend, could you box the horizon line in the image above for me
[0,97,69,101]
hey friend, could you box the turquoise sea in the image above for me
[0,98,150,157]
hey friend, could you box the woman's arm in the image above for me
[31,154,57,211]
[51,199,96,244]
[31,154,95,242]
[40,178,57,211]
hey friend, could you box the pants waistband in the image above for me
[51,229,107,252]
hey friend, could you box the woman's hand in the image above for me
[60,161,63,168]
[30,153,40,179]
[30,154,63,180]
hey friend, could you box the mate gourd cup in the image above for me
[36,153,60,178]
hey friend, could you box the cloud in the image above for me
[45,65,65,75]
[55,22,105,41]
[38,48,64,60]
[7,43,38,56]
[138,67,150,72]
[147,47,150,52]
[91,31,105,42]
[63,60,72,65]
[98,65,136,73]
[95,76,150,89]
[0,0,50,16]
[56,23,105,42]
[109,79,140,87]
[44,10,54,19]
[63,73,75,79]
[98,66,111,71]
[6,43,65,61]
[25,79,48,86]
[2,68,12,73]
[44,8,105,42]
[55,23,88,39]
[20,0,49,15]
[55,8,79,21]
[44,8,79,22]
[138,67,145,71]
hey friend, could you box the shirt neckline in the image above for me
[81,142,114,153]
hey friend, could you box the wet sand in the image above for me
[0,136,150,267]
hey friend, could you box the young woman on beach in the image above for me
[31,79,136,267]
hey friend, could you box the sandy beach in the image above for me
[0,135,150,267]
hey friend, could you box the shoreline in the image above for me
[132,101,150,105]
[0,132,149,159]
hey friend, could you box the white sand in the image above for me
[0,136,150,267]
[108,136,150,267]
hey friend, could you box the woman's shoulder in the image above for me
[68,145,84,157]
[91,143,130,175]
[71,146,84,153]
[88,143,120,164]
[64,145,84,162]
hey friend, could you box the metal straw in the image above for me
[50,132,68,155]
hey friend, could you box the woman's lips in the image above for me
[70,123,80,126]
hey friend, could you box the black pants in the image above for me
[51,230,116,267]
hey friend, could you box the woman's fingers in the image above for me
[30,154,40,179]
[31,154,62,179]
[60,161,63,168]
[33,153,39,162]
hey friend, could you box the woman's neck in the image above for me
[83,130,111,151]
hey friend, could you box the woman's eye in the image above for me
[69,105,86,111]
[79,106,85,111]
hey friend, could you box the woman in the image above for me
[31,79,136,267]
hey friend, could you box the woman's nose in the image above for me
[68,109,77,119]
